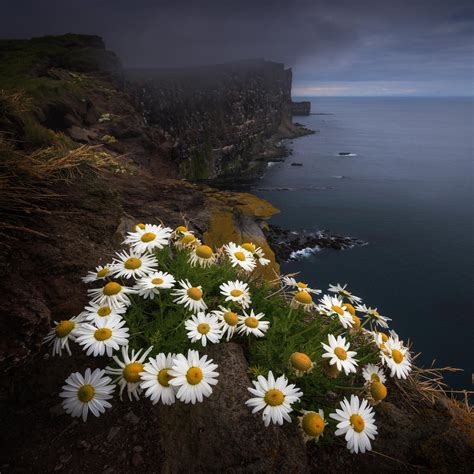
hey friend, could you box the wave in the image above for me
[289,246,321,260]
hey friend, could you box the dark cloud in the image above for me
[1,0,473,94]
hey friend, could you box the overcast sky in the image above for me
[2,0,473,96]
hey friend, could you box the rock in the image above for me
[265,224,366,263]
[67,125,94,143]
[124,410,140,425]
[131,452,144,467]
[156,343,309,473]
[291,162,303,166]
[291,101,311,116]
[49,403,65,417]
[107,426,121,442]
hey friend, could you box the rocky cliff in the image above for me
[128,60,312,181]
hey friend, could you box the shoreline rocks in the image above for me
[265,224,366,263]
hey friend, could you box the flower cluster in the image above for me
[44,221,412,455]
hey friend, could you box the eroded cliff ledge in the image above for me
[128,60,312,181]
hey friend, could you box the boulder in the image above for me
[157,343,309,473]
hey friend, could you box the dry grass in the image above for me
[0,139,120,241]
[394,352,472,413]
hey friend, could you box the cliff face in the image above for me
[128,60,308,181]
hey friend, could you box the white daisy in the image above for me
[370,331,389,351]
[282,276,321,294]
[124,223,172,254]
[380,337,412,379]
[241,242,270,266]
[88,281,136,309]
[105,345,153,401]
[288,352,314,377]
[343,303,362,329]
[223,242,256,272]
[60,368,115,422]
[356,304,391,329]
[237,309,269,337]
[110,250,158,279]
[175,232,200,250]
[140,353,177,405]
[298,409,327,443]
[185,312,222,347]
[75,315,130,357]
[246,371,302,426]
[172,225,194,240]
[213,306,240,341]
[362,363,387,385]
[134,271,176,299]
[328,283,362,304]
[168,349,219,404]
[42,314,85,356]
[290,290,317,312]
[318,294,354,329]
[321,334,358,375]
[172,279,207,313]
[330,395,378,454]
[188,244,217,268]
[81,265,112,284]
[219,280,252,309]
[83,301,127,325]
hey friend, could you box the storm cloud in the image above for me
[2,0,473,95]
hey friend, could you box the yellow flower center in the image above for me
[331,305,344,316]
[290,352,313,372]
[224,311,239,326]
[350,414,365,433]
[392,349,404,364]
[352,315,361,329]
[186,367,203,385]
[96,268,109,278]
[244,317,259,328]
[134,223,146,230]
[302,412,325,437]
[296,282,308,288]
[197,323,210,335]
[379,332,388,342]
[55,320,75,338]
[158,368,173,387]
[123,362,144,383]
[152,277,164,285]
[103,282,122,296]
[343,303,356,316]
[175,225,188,233]
[295,291,312,305]
[187,287,203,300]
[181,234,196,245]
[77,384,95,403]
[371,381,388,401]
[241,243,256,253]
[264,389,285,406]
[141,232,156,243]
[97,306,112,317]
[94,328,112,341]
[334,347,348,360]
[234,251,246,261]
[124,257,142,270]
[230,289,244,297]
[370,373,381,382]
[196,245,213,259]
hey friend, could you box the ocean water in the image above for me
[254,97,473,389]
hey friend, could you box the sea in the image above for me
[253,97,473,389]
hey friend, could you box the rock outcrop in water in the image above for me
[291,100,311,116]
